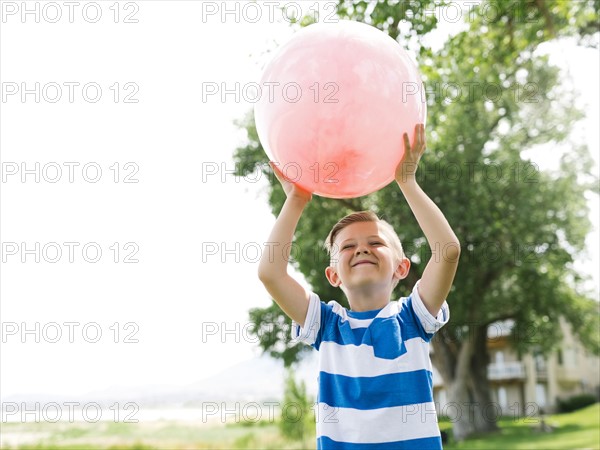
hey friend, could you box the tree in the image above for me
[279,369,315,445]
[235,0,600,441]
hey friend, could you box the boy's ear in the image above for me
[325,266,342,287]
[394,257,411,280]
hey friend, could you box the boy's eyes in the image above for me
[341,242,384,250]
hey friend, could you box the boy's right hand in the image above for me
[269,162,312,202]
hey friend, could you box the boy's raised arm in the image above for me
[396,124,461,317]
[258,163,313,327]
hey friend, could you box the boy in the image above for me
[258,124,460,449]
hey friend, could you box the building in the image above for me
[433,317,600,416]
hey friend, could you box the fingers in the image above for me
[412,124,426,157]
[269,162,287,188]
[413,124,420,150]
[269,161,287,182]
[404,124,425,155]
[412,124,425,150]
[269,161,312,201]
[270,161,302,195]
[403,132,411,154]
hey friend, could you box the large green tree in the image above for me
[234,0,600,441]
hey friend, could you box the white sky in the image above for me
[0,1,598,398]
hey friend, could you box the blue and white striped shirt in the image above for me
[292,280,449,449]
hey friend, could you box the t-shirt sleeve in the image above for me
[291,292,322,346]
[408,279,450,340]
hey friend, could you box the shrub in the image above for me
[557,394,597,413]
[279,369,314,443]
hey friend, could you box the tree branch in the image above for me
[534,0,555,38]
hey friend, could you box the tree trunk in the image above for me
[432,324,499,442]
[469,324,500,433]
[446,336,476,441]
[446,374,477,440]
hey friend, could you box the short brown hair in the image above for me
[324,210,405,264]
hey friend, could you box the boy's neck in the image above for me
[347,286,392,312]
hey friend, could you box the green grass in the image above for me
[441,403,600,449]
[1,420,308,450]
[2,404,598,450]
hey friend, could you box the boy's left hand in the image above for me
[395,123,426,184]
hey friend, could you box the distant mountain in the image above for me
[2,353,319,408]
[185,352,318,404]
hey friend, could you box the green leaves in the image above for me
[279,369,315,442]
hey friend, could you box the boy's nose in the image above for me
[355,246,370,255]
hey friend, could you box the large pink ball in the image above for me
[254,20,426,199]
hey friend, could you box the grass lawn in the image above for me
[440,403,600,449]
[0,419,311,450]
[1,403,598,449]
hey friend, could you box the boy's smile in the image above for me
[352,260,376,266]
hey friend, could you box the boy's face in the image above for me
[325,221,409,293]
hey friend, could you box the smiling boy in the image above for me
[258,124,460,449]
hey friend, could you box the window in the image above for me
[498,387,508,408]
[536,384,547,408]
[495,351,504,365]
